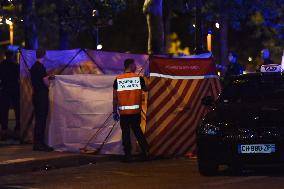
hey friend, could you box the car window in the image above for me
[220,76,284,103]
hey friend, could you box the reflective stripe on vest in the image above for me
[118,105,140,110]
[117,77,141,92]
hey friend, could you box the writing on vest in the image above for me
[117,77,141,91]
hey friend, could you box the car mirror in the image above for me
[202,96,215,106]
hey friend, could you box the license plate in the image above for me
[238,144,276,154]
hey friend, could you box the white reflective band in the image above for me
[118,105,140,110]
[117,77,141,91]
[149,73,219,80]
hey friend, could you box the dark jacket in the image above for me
[226,63,243,76]
[0,59,19,93]
[30,61,48,94]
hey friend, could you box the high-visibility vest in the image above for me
[116,72,142,115]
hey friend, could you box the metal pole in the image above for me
[96,27,99,49]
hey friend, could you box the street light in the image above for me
[215,22,220,29]
[97,44,103,50]
[5,19,12,25]
[92,9,101,51]
[92,9,99,17]
[5,19,14,45]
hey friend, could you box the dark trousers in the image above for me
[0,90,20,131]
[120,114,149,156]
[33,92,49,146]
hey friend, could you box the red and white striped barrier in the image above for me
[145,56,221,157]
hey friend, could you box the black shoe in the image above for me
[42,144,54,151]
[0,130,8,141]
[33,144,54,152]
[44,146,54,152]
[140,152,151,162]
[121,155,132,163]
[33,145,45,151]
[12,129,21,140]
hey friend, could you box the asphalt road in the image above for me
[1,158,284,189]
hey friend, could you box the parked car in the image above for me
[197,64,284,176]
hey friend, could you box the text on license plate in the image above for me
[238,144,276,154]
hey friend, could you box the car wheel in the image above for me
[229,163,244,175]
[198,158,218,176]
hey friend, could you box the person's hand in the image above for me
[48,75,55,80]
[112,112,120,121]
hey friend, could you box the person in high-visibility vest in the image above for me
[113,58,149,162]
